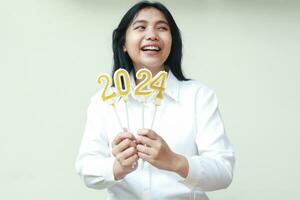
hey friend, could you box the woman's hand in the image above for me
[111,128,139,180]
[136,129,189,177]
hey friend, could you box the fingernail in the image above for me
[138,129,147,135]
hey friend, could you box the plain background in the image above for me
[1,0,299,199]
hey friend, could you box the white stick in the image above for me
[140,101,146,170]
[112,104,122,130]
[150,105,157,129]
[125,100,130,131]
[123,100,136,169]
[141,101,145,128]
[142,103,158,170]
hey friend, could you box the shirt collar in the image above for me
[129,70,179,102]
[165,70,180,102]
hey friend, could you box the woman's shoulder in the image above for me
[177,80,219,106]
[89,90,101,102]
[179,79,216,96]
[89,90,113,108]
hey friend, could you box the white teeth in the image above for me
[142,46,160,51]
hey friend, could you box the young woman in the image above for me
[76,1,234,200]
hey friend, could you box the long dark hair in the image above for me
[112,1,189,81]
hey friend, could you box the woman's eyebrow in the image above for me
[132,20,147,26]
[132,19,169,26]
[156,20,169,26]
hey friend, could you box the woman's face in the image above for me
[124,7,172,75]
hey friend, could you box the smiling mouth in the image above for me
[141,46,161,52]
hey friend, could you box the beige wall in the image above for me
[1,0,299,199]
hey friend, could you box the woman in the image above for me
[75,1,234,200]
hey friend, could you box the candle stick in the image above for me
[134,68,153,128]
[134,68,153,169]
[150,70,168,129]
[114,69,131,130]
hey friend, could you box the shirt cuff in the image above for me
[178,156,204,189]
[80,156,123,188]
[103,157,123,182]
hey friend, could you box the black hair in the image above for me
[112,1,189,81]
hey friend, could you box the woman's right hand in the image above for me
[112,128,139,180]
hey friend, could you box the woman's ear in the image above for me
[123,46,127,52]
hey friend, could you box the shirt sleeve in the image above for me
[75,94,121,189]
[179,86,235,191]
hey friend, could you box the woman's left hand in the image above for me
[136,128,179,171]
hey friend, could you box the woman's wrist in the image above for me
[113,159,126,180]
[171,153,189,178]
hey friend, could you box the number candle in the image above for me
[97,73,122,129]
[150,71,168,106]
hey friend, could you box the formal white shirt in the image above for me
[75,71,235,200]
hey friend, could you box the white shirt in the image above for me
[75,71,235,200]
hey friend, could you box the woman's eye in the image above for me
[158,27,168,31]
[134,26,145,30]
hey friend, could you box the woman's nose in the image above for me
[145,29,159,41]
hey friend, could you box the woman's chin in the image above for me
[139,61,164,71]
[142,65,164,73]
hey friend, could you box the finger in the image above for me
[137,152,152,163]
[114,132,135,145]
[114,139,136,155]
[117,146,137,161]
[121,154,139,168]
[136,144,153,156]
[131,161,138,169]
[136,136,156,147]
[137,129,159,140]
[112,132,136,146]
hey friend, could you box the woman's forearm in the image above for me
[171,153,189,178]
